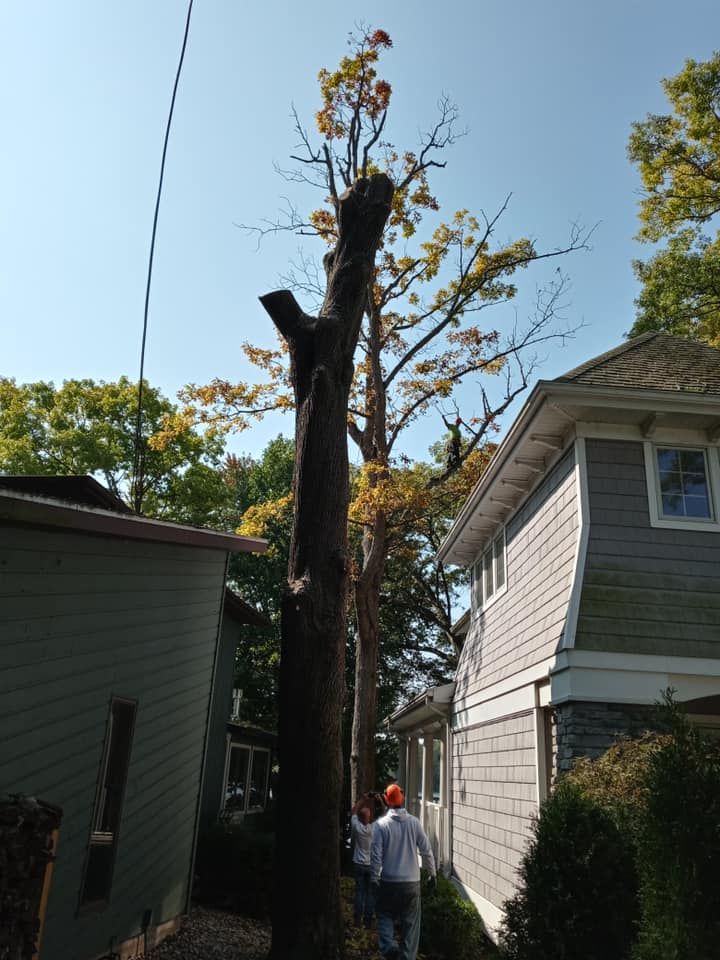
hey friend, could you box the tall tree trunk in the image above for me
[350,516,386,799]
[262,173,393,960]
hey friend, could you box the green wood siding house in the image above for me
[390,334,720,938]
[0,478,266,959]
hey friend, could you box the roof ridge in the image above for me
[556,331,659,382]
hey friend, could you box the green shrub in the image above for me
[498,781,638,960]
[421,873,495,960]
[194,818,274,918]
[632,708,720,960]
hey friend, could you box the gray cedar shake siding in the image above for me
[0,522,227,960]
[451,449,578,916]
[451,712,536,908]
[454,447,578,710]
[576,438,720,657]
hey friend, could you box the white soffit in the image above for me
[437,381,720,567]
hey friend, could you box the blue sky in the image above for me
[2,1,719,463]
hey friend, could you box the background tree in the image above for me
[628,52,720,344]
[165,27,588,799]
[0,376,228,523]
[226,437,294,730]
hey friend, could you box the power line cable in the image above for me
[131,0,195,513]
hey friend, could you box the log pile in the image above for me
[0,795,62,960]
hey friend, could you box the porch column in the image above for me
[438,725,448,807]
[397,735,407,787]
[406,735,419,809]
[421,733,434,831]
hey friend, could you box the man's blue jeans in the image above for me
[376,880,421,960]
[353,863,375,925]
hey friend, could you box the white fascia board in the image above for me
[547,381,720,417]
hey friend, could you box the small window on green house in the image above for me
[248,749,270,813]
[225,745,250,813]
[80,697,137,906]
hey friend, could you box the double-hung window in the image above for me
[472,528,507,614]
[645,443,720,530]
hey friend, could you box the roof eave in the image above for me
[436,382,549,563]
[0,489,268,554]
[437,378,720,565]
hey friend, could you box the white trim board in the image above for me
[555,648,720,677]
[451,875,504,942]
[551,664,720,707]
[452,658,554,729]
[559,436,589,650]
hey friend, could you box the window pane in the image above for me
[659,471,682,495]
[685,496,711,518]
[96,701,135,835]
[494,535,505,590]
[661,494,685,516]
[472,559,483,610]
[657,449,680,472]
[483,548,494,599]
[225,747,250,812]
[82,697,136,905]
[680,450,706,472]
[684,474,708,496]
[248,750,269,812]
[657,448,712,519]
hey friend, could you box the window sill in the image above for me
[472,581,508,619]
[648,516,720,533]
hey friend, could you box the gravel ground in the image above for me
[147,906,271,960]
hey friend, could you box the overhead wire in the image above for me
[131,0,195,513]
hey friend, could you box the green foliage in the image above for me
[565,732,667,834]
[421,873,495,960]
[194,819,274,918]
[632,704,720,960]
[628,52,720,343]
[499,782,638,960]
[224,437,295,730]
[0,376,225,521]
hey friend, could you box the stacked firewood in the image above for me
[0,795,62,960]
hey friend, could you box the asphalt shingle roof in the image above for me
[555,332,720,396]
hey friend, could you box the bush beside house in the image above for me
[498,782,638,960]
[499,702,720,960]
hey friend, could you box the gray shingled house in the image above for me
[0,477,267,960]
[388,333,720,936]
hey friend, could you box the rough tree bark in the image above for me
[261,172,393,960]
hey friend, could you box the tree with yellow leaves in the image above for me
[166,28,588,806]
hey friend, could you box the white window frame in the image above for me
[643,441,720,532]
[471,527,507,615]
[221,743,271,820]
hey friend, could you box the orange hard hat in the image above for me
[383,783,405,807]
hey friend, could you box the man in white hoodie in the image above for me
[370,783,436,960]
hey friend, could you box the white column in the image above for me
[407,736,418,811]
[421,733,434,831]
[439,725,448,807]
[397,735,407,786]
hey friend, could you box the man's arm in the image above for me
[370,823,385,882]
